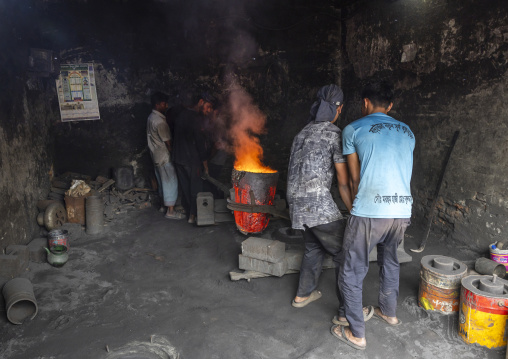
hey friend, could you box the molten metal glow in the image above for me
[234,142,276,173]
[233,184,276,234]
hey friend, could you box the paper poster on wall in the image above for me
[56,63,100,122]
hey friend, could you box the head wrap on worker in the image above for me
[308,84,344,123]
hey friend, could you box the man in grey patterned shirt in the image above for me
[287,84,353,308]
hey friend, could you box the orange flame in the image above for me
[228,83,276,173]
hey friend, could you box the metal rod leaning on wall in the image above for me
[411,130,460,253]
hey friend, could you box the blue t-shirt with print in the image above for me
[342,113,415,218]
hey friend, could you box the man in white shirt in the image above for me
[147,92,183,219]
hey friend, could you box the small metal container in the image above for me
[459,275,508,349]
[48,229,69,251]
[418,255,467,314]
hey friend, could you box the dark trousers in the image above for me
[337,216,410,338]
[296,219,346,304]
[175,163,203,217]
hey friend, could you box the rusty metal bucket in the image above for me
[418,255,467,314]
[64,195,87,224]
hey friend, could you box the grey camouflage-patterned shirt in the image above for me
[286,121,346,230]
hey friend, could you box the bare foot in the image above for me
[374,307,399,325]
[164,206,185,220]
[294,295,309,303]
[333,325,366,348]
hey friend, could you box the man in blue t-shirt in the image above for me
[331,81,415,350]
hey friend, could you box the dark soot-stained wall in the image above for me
[0,0,342,248]
[1,0,507,251]
[337,0,508,250]
[0,2,58,248]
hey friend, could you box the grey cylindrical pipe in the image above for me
[2,278,38,325]
[86,195,104,235]
[475,257,506,278]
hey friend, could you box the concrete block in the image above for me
[241,237,285,263]
[27,237,48,263]
[197,192,215,226]
[285,249,303,270]
[238,254,287,277]
[6,245,29,263]
[6,245,29,273]
[0,255,20,278]
[6,245,28,269]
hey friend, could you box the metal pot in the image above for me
[231,169,279,234]
[44,247,69,268]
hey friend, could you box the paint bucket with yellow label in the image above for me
[459,275,508,349]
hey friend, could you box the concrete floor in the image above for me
[0,207,506,359]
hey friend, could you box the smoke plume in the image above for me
[226,80,274,173]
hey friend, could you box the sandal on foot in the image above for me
[330,325,366,350]
[373,307,402,326]
[165,212,185,220]
[332,305,375,325]
[331,316,349,326]
[291,290,322,308]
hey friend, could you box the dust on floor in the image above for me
[0,209,505,359]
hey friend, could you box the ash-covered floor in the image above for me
[0,208,505,359]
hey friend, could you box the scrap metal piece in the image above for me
[98,179,115,193]
[44,202,67,230]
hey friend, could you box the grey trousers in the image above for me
[296,219,346,301]
[337,216,410,338]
